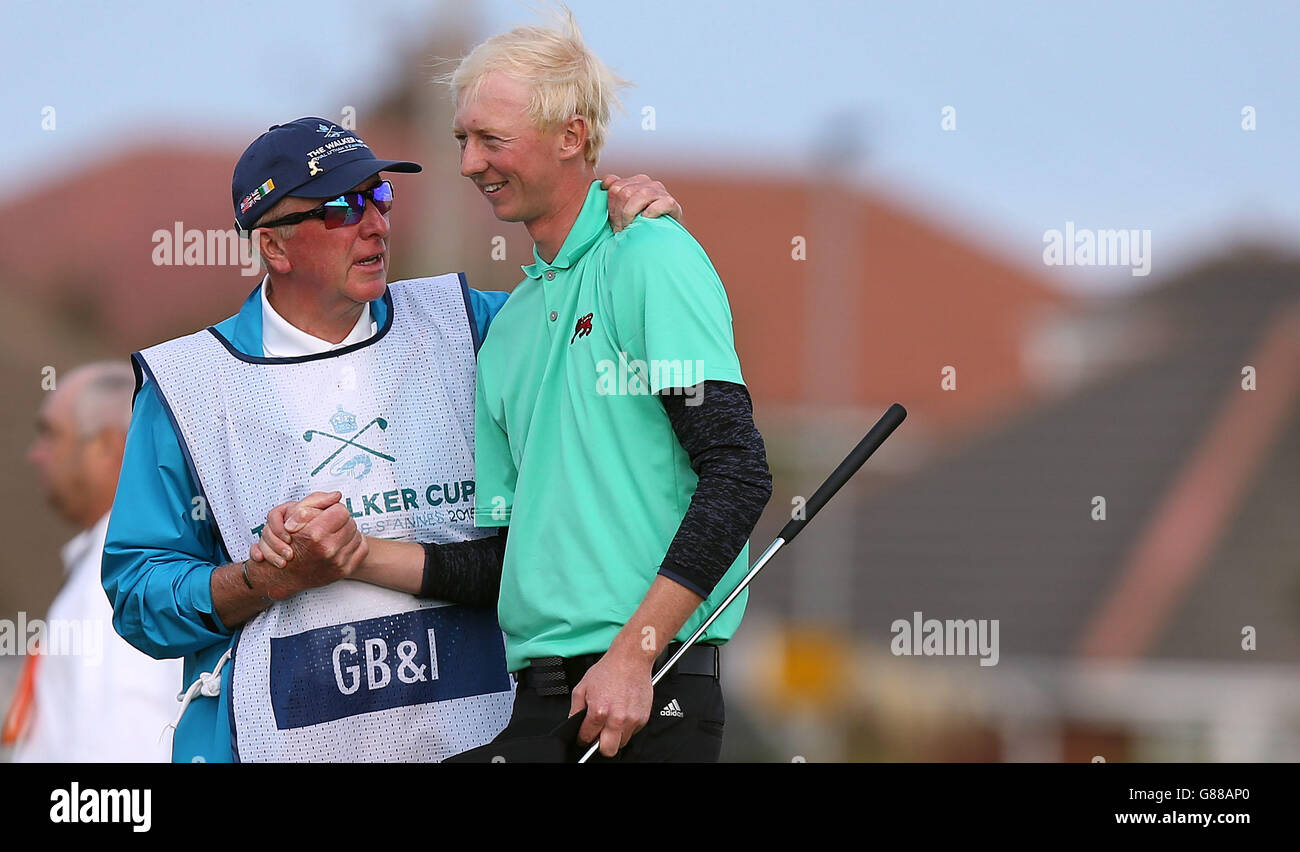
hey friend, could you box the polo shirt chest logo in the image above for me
[570,312,594,345]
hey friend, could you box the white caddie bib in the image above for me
[135,275,513,762]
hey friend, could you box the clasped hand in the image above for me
[248,491,368,598]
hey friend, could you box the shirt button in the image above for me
[549,311,558,322]
[545,270,556,281]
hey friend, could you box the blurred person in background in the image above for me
[6,362,182,762]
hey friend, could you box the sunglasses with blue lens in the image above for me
[257,180,394,230]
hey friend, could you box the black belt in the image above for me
[517,642,720,696]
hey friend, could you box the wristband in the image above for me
[241,559,255,590]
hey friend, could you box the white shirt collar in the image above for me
[61,513,110,577]
[259,276,377,358]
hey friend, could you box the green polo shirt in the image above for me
[475,180,750,671]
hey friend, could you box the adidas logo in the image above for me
[659,699,685,718]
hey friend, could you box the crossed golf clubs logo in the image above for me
[303,416,395,476]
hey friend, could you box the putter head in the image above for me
[442,711,587,763]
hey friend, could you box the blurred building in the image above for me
[738,251,1300,762]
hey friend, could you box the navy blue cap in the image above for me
[232,117,421,230]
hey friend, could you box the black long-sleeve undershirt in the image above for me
[655,380,772,598]
[417,380,772,606]
[419,529,505,608]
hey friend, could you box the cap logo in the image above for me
[317,123,345,138]
[239,178,276,214]
[303,133,369,174]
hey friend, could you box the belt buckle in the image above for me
[655,642,720,679]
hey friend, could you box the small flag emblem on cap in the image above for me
[239,178,276,214]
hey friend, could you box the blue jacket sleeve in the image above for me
[468,289,510,343]
[102,380,233,660]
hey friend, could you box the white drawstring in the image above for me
[159,647,233,746]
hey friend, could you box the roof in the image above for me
[750,252,1300,665]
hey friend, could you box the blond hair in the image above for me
[448,5,629,166]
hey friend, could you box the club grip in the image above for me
[777,403,906,544]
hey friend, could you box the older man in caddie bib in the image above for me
[102,118,679,762]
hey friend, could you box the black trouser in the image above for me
[495,653,726,763]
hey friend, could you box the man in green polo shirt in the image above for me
[452,12,772,761]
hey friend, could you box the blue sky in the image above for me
[3,0,1296,293]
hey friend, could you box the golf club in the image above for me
[577,401,908,762]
